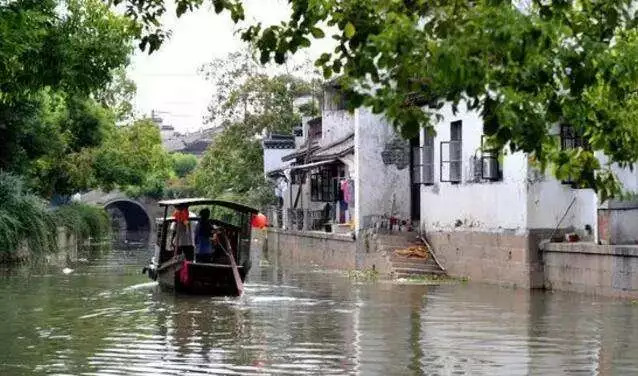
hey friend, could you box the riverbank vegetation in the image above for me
[0,173,110,258]
[0,1,173,256]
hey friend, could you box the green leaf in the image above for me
[323,66,333,79]
[310,27,325,39]
[344,22,355,39]
[332,59,342,73]
[262,29,277,50]
[176,2,187,16]
[299,37,311,48]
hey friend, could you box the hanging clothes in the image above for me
[346,179,355,207]
[341,179,352,204]
[339,201,348,223]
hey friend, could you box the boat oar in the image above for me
[218,232,244,296]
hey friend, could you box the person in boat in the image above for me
[194,208,213,263]
[170,204,194,261]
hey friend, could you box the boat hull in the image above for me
[147,260,247,296]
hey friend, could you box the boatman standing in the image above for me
[171,204,194,261]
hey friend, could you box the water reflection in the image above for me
[1,237,638,375]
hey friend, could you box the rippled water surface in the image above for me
[2,238,638,375]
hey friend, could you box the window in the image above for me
[440,121,462,183]
[411,131,434,185]
[423,130,435,185]
[410,137,422,185]
[560,124,589,150]
[310,166,337,202]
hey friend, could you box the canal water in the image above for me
[2,237,638,375]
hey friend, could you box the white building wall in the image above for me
[322,110,355,145]
[597,153,638,194]
[420,103,529,233]
[263,148,293,175]
[420,102,600,235]
[355,108,411,230]
[526,175,597,232]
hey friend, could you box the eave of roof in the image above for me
[310,133,354,161]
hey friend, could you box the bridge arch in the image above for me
[104,198,152,240]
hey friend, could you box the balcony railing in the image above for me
[287,207,334,231]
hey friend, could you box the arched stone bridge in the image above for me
[78,190,164,242]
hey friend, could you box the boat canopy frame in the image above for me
[158,198,259,214]
[156,198,257,263]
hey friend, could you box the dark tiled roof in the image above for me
[263,139,296,149]
[311,133,354,161]
[262,133,296,149]
[281,141,320,162]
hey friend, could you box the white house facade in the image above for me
[418,101,638,287]
[266,83,414,235]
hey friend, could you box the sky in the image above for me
[127,0,329,133]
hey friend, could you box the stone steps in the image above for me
[377,233,446,279]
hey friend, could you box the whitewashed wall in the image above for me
[419,102,600,235]
[597,153,638,194]
[355,108,411,230]
[263,148,293,175]
[526,176,597,232]
[322,110,355,145]
[419,103,529,233]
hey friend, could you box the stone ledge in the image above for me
[267,227,355,242]
[541,241,638,257]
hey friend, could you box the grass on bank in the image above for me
[397,274,469,285]
[54,203,110,242]
[345,267,469,285]
[0,172,110,256]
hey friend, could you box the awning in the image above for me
[265,159,339,177]
[288,159,339,171]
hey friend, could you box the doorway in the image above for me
[409,137,421,222]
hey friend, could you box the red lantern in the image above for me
[251,213,268,229]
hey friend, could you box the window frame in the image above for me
[310,165,337,202]
[440,120,463,184]
[422,130,435,185]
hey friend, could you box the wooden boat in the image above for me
[143,198,259,296]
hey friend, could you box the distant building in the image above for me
[262,133,295,175]
[151,113,222,157]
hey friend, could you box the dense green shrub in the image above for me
[0,172,110,256]
[54,203,110,241]
[0,172,57,255]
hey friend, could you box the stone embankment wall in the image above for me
[425,230,546,289]
[267,228,356,270]
[267,227,638,298]
[542,242,638,298]
[0,227,79,265]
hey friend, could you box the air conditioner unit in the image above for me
[481,151,500,181]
